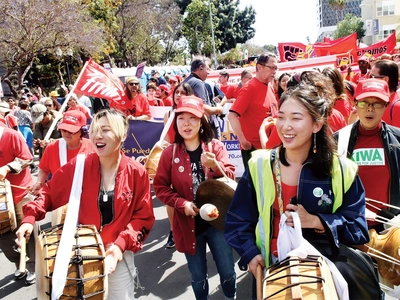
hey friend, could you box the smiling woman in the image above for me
[17,108,155,299]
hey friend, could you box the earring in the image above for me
[200,127,204,133]
[313,133,317,154]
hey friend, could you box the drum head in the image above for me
[196,179,235,231]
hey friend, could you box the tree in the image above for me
[328,0,347,22]
[182,0,221,57]
[112,0,182,67]
[334,13,365,45]
[0,0,105,96]
[215,0,256,53]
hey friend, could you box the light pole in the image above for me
[207,0,218,68]
[56,48,74,85]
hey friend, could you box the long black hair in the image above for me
[173,114,214,145]
[279,72,336,178]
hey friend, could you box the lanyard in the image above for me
[273,148,284,215]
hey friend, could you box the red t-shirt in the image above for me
[382,91,400,128]
[162,96,173,107]
[271,182,297,257]
[0,127,33,203]
[230,79,278,149]
[39,138,94,175]
[111,93,151,117]
[147,98,164,106]
[328,108,347,134]
[351,123,390,226]
[220,85,235,99]
[334,98,351,119]
[351,70,370,84]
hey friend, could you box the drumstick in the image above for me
[19,236,27,275]
[256,264,263,300]
[366,198,400,212]
[0,182,31,191]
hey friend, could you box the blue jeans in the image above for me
[185,226,236,300]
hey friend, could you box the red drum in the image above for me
[36,224,107,300]
[261,255,338,300]
[0,180,16,236]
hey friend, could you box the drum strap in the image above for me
[51,154,86,300]
[58,138,67,166]
[0,126,3,140]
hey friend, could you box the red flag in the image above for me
[313,33,358,64]
[74,58,126,105]
[357,31,397,58]
[278,42,307,62]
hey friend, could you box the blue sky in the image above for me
[239,0,319,46]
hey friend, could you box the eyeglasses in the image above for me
[355,101,386,109]
[369,73,385,79]
[128,82,139,86]
[45,104,53,107]
[258,63,278,71]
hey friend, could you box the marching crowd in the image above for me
[0,49,400,299]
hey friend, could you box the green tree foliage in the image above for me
[215,0,256,53]
[328,0,347,22]
[0,0,105,96]
[182,0,221,57]
[112,0,182,67]
[334,13,365,44]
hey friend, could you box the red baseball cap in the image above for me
[176,96,204,118]
[354,79,390,103]
[169,76,178,83]
[58,110,87,133]
[159,84,170,93]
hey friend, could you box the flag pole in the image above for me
[44,60,90,141]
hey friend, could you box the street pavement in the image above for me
[0,185,254,300]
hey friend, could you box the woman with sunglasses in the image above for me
[334,79,400,233]
[111,76,151,120]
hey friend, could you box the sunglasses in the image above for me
[128,82,139,86]
[45,104,53,107]
[369,73,385,79]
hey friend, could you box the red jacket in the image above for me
[22,152,155,253]
[153,139,235,255]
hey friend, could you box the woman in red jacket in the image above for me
[154,96,236,300]
[16,109,155,299]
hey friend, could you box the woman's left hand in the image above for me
[201,152,217,169]
[284,204,322,229]
[105,244,123,274]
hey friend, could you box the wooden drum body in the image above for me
[0,179,16,236]
[36,224,107,300]
[145,140,170,180]
[262,255,338,300]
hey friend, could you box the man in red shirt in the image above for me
[346,55,370,84]
[218,70,235,102]
[159,84,173,106]
[228,53,279,169]
[110,76,151,120]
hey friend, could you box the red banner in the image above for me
[313,33,358,64]
[356,32,397,58]
[278,42,307,62]
[74,58,126,105]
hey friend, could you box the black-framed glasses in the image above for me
[258,63,278,71]
[355,101,386,109]
[369,73,385,79]
[128,82,139,86]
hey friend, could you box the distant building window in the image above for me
[377,29,395,41]
[377,4,395,16]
